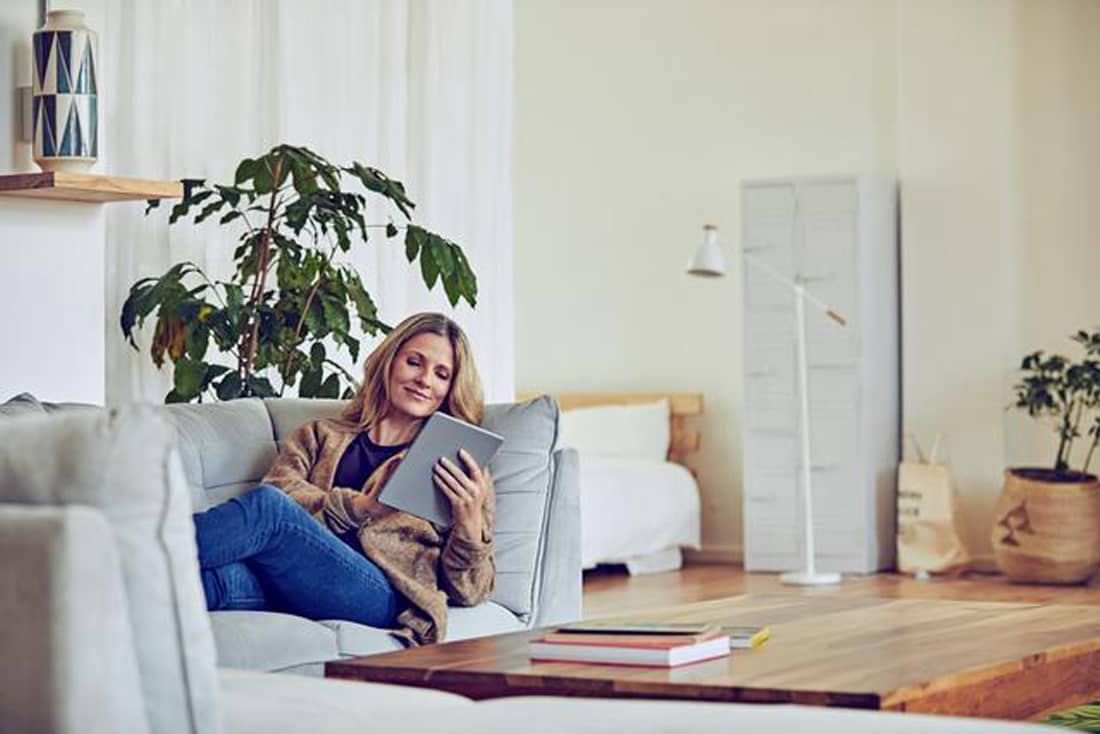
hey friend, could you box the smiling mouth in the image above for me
[405,387,432,401]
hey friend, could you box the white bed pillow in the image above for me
[557,399,670,461]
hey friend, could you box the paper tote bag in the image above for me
[897,435,970,574]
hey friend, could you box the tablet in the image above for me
[377,411,504,526]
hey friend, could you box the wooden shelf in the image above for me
[0,171,182,203]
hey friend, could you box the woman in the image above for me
[192,312,494,645]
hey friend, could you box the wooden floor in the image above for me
[582,562,1100,619]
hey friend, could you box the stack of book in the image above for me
[528,621,769,668]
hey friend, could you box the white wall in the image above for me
[896,0,1016,560]
[0,1,107,405]
[515,0,893,559]
[515,0,1100,560]
[1007,0,1100,471]
[899,0,1100,557]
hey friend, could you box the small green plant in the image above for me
[121,144,477,403]
[1012,330,1100,477]
[1042,701,1100,732]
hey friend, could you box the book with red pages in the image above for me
[528,629,730,668]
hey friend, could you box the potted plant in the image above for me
[121,144,477,403]
[998,330,1100,583]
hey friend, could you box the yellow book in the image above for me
[721,626,770,650]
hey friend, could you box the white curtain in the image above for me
[97,0,514,405]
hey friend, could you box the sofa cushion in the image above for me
[162,399,279,510]
[265,397,345,442]
[445,601,526,641]
[210,611,340,672]
[0,408,222,734]
[318,619,405,658]
[481,396,560,618]
[219,668,470,733]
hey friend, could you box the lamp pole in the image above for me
[688,227,844,585]
[785,281,841,584]
[738,255,841,585]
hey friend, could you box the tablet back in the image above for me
[377,412,504,526]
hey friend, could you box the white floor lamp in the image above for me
[687,224,846,586]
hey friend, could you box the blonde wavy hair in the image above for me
[341,312,484,429]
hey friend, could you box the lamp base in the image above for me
[779,570,842,586]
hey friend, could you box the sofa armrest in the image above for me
[0,504,148,734]
[531,447,582,627]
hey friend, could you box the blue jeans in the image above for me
[193,485,402,627]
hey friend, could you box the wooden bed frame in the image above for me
[515,392,703,467]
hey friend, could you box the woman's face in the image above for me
[386,332,455,421]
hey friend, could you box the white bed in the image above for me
[579,455,701,574]
[520,392,705,575]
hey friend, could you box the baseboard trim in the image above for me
[684,544,743,565]
[682,548,1000,573]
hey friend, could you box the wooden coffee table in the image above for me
[326,593,1100,720]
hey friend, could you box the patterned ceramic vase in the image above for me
[32,9,98,172]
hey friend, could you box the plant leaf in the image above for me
[318,372,340,399]
[246,374,276,398]
[321,295,350,336]
[429,235,456,276]
[216,372,245,401]
[299,363,322,398]
[185,323,210,362]
[420,244,441,288]
[344,162,415,218]
[165,389,188,404]
[405,224,426,262]
[235,158,256,185]
[172,357,208,401]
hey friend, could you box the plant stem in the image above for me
[276,275,325,392]
[1064,397,1086,471]
[276,244,340,391]
[1084,434,1100,475]
[1056,403,1073,472]
[239,160,284,382]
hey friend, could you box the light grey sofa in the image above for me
[4,393,582,676]
[0,403,1059,734]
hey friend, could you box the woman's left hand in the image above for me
[434,448,492,543]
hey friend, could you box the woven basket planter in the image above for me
[991,468,1100,584]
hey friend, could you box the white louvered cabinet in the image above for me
[740,175,899,574]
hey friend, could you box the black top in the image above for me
[333,430,410,491]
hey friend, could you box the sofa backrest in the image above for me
[163,396,568,622]
[0,407,223,734]
[163,399,279,511]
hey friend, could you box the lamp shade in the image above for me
[687,224,726,277]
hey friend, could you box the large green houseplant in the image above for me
[995,330,1100,584]
[121,144,476,403]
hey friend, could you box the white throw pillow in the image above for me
[557,399,670,461]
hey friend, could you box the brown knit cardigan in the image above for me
[262,416,495,645]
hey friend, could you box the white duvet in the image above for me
[578,456,702,571]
